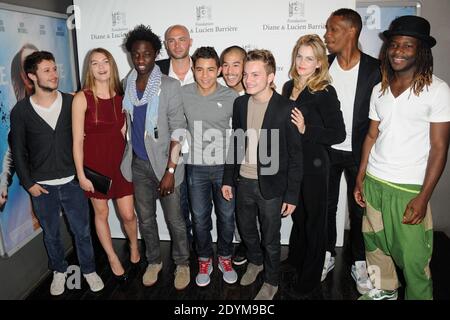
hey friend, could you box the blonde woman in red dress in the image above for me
[72,48,140,280]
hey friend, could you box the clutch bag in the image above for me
[83,166,112,195]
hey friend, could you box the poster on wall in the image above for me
[356,1,419,59]
[0,3,77,257]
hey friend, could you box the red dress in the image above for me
[83,90,133,199]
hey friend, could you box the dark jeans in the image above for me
[327,149,365,262]
[31,179,96,274]
[236,176,282,286]
[132,156,190,265]
[288,173,328,294]
[187,165,235,258]
[180,177,193,244]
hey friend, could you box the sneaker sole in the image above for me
[351,270,372,295]
[175,279,190,291]
[50,288,65,296]
[195,266,213,287]
[321,264,335,282]
[232,258,247,266]
[218,264,238,284]
[89,284,104,292]
[362,293,398,300]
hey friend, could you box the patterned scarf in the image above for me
[123,65,162,139]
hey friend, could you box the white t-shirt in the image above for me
[167,58,194,154]
[367,75,450,184]
[30,91,74,185]
[168,58,194,87]
[30,91,62,130]
[330,60,360,152]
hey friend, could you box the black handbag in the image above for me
[83,166,112,195]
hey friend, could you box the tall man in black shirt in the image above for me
[9,51,104,296]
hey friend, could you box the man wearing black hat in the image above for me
[354,15,450,300]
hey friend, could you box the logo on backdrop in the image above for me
[289,1,305,19]
[192,4,238,34]
[287,0,306,23]
[112,11,126,28]
[196,5,212,24]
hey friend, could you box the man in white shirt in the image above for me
[9,51,104,296]
[354,15,450,300]
[156,24,194,246]
[323,8,380,294]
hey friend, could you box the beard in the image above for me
[36,78,58,92]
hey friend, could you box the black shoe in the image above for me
[113,271,129,283]
[232,243,247,266]
[280,258,296,273]
[284,281,323,300]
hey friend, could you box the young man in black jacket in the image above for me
[9,51,103,296]
[222,50,302,300]
[323,8,381,294]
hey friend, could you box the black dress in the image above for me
[282,80,345,295]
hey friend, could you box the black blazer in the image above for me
[222,91,303,205]
[282,81,346,175]
[328,53,381,165]
[155,58,170,75]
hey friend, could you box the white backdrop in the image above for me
[74,0,354,244]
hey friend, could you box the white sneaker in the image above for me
[351,261,373,295]
[321,251,335,282]
[50,271,66,296]
[83,272,104,292]
[358,288,398,300]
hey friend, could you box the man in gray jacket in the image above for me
[121,25,190,290]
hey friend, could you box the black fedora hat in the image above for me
[383,15,436,48]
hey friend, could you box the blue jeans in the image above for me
[187,165,235,258]
[31,179,96,274]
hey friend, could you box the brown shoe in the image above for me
[142,262,162,286]
[174,264,190,290]
[240,263,263,286]
[254,282,278,300]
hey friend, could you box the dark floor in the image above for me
[26,231,450,300]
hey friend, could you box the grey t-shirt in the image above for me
[181,82,238,165]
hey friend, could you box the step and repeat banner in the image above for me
[73,0,354,244]
[0,3,77,257]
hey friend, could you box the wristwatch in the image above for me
[166,167,175,174]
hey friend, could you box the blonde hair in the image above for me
[288,34,331,93]
[83,48,123,123]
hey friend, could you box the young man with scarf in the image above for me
[120,25,190,290]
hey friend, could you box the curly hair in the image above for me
[124,24,162,53]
